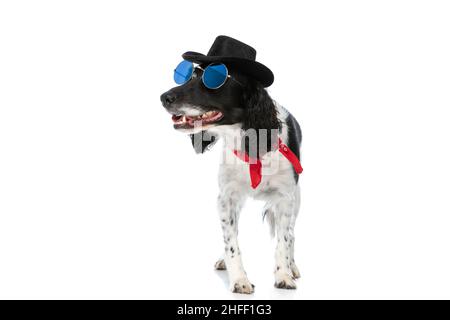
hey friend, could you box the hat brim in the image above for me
[182,51,274,87]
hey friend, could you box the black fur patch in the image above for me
[190,130,218,154]
[285,112,302,183]
[242,81,281,158]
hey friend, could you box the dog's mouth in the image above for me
[171,110,224,129]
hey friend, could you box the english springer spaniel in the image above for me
[160,39,303,294]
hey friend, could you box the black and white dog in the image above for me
[160,36,302,294]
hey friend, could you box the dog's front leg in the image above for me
[217,192,254,294]
[270,195,298,289]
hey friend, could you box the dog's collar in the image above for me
[232,138,303,189]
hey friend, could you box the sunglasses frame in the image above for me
[174,61,243,89]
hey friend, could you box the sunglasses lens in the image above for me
[203,63,228,89]
[174,60,194,85]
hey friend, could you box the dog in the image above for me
[160,36,302,294]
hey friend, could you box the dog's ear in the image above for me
[190,130,219,154]
[242,81,281,157]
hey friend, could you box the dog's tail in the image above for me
[262,207,276,238]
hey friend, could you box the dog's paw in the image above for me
[274,272,296,289]
[231,278,255,294]
[290,263,301,279]
[214,259,226,270]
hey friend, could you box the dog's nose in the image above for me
[160,92,176,107]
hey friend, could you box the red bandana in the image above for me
[233,138,303,189]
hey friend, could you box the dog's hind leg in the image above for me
[214,255,226,270]
[217,190,254,294]
[288,186,301,279]
[269,191,298,289]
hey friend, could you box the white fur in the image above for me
[210,102,301,293]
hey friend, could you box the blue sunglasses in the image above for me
[174,60,242,89]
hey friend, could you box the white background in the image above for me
[1,0,450,299]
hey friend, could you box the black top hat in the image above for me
[182,35,274,87]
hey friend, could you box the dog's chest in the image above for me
[218,149,297,199]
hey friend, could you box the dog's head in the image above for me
[160,63,280,155]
